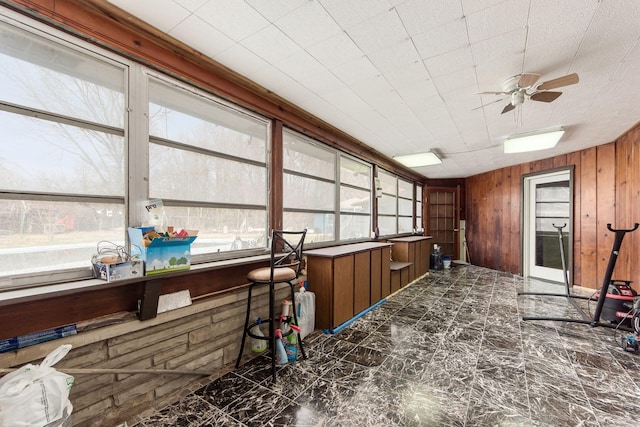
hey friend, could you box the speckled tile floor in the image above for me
[132,265,640,426]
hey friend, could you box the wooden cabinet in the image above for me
[305,242,392,331]
[388,236,432,282]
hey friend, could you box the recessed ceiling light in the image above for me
[504,128,564,153]
[393,151,442,167]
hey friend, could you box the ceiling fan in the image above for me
[476,72,579,114]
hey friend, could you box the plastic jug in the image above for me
[250,318,267,353]
[295,281,315,340]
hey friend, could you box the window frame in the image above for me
[142,71,272,261]
[0,9,132,288]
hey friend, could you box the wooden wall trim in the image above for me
[465,125,640,291]
[0,259,269,340]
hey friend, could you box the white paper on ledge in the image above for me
[157,290,192,314]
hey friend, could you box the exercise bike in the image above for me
[518,223,639,332]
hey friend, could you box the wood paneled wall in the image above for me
[465,123,640,289]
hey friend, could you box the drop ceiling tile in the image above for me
[277,51,344,94]
[321,87,371,113]
[307,31,364,69]
[385,61,432,90]
[417,105,453,127]
[461,0,510,16]
[173,0,208,12]
[525,0,597,50]
[424,46,474,78]
[241,25,302,64]
[466,0,528,43]
[522,39,581,78]
[107,0,190,32]
[275,1,343,48]
[443,86,483,113]
[331,56,380,85]
[349,74,394,101]
[169,15,235,58]
[611,42,640,83]
[379,104,429,135]
[412,18,469,60]
[395,0,464,35]
[573,1,640,81]
[471,29,526,67]
[368,90,407,114]
[297,94,348,123]
[346,9,408,54]
[212,44,276,83]
[367,39,421,75]
[319,0,392,29]
[274,82,320,110]
[194,0,270,41]
[244,0,307,22]
[474,56,525,90]
[397,81,440,108]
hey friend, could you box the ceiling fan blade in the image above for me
[475,91,506,95]
[537,73,579,90]
[471,98,505,111]
[530,91,563,102]
[501,103,516,114]
[517,73,541,88]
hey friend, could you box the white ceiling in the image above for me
[106,0,640,179]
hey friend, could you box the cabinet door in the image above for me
[416,240,431,276]
[381,251,391,297]
[370,249,382,304]
[408,242,416,281]
[307,256,333,330]
[333,255,354,328]
[354,252,371,314]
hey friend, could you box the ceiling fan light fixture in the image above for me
[504,128,564,153]
[394,151,442,167]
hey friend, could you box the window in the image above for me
[416,185,423,232]
[282,129,336,244]
[377,170,417,236]
[377,170,397,236]
[147,75,270,257]
[339,155,372,240]
[282,130,373,244]
[0,15,128,284]
[398,178,414,234]
[0,10,271,290]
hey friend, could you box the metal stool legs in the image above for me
[235,280,306,383]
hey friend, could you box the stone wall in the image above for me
[0,282,295,426]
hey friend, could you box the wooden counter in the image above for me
[305,242,392,331]
[387,235,432,282]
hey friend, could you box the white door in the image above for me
[523,170,571,283]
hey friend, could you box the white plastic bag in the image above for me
[0,344,74,427]
[294,282,315,340]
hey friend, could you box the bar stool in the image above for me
[235,229,307,383]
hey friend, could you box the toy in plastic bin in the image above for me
[128,227,197,275]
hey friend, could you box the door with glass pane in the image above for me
[523,169,572,283]
[426,187,460,258]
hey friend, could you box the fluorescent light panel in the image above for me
[394,151,441,167]
[504,129,564,153]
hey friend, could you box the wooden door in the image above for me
[426,186,460,259]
